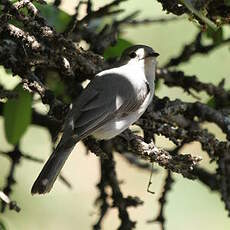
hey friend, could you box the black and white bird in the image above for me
[31,45,159,195]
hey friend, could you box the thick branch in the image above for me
[113,130,201,179]
[157,68,230,109]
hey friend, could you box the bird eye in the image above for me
[128,52,137,59]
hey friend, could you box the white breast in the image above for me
[93,93,153,139]
[92,83,154,140]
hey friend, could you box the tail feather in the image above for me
[31,142,75,195]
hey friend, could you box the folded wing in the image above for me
[60,72,148,145]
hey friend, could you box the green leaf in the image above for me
[4,84,32,145]
[205,27,223,45]
[34,3,72,32]
[104,38,134,59]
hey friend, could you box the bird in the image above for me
[31,45,159,195]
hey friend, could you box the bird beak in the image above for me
[145,51,159,59]
[150,51,159,57]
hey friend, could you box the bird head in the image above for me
[120,45,159,65]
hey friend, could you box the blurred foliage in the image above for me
[1,0,230,230]
[205,27,223,45]
[6,2,72,32]
[225,0,230,6]
[158,0,230,30]
[104,38,133,59]
[3,84,32,145]
[207,96,216,108]
[0,221,6,230]
[45,70,70,103]
[181,0,218,30]
[35,3,72,32]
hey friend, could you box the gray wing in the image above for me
[60,72,148,144]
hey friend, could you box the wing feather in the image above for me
[61,72,148,143]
